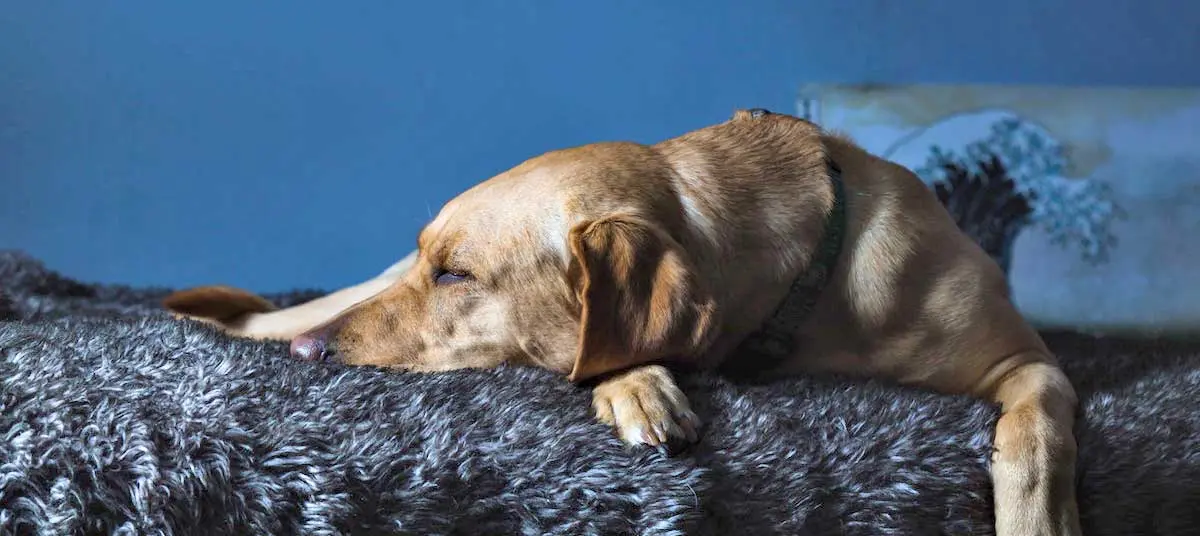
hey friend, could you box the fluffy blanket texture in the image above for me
[2,250,1199,535]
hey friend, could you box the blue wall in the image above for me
[3,1,1197,291]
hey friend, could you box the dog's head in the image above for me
[292,142,718,382]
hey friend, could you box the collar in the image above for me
[728,160,847,375]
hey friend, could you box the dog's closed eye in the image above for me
[433,268,472,286]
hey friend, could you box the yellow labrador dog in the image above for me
[165,109,1080,535]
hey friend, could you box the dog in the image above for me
[164,109,1081,535]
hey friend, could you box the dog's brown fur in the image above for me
[166,110,1080,535]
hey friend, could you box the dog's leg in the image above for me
[591,365,701,450]
[230,271,403,340]
[985,357,1081,536]
[166,251,418,341]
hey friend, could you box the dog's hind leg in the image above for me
[164,251,418,341]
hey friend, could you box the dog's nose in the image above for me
[290,316,348,362]
[290,332,334,361]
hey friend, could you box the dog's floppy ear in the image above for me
[162,285,278,323]
[566,214,717,382]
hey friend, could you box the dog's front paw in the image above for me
[591,365,701,454]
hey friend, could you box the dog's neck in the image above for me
[727,160,848,376]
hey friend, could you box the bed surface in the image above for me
[2,250,1199,535]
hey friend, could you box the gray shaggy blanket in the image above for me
[2,250,1199,536]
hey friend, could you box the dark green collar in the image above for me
[730,160,847,373]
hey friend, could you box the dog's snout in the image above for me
[290,332,337,361]
[290,314,349,362]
